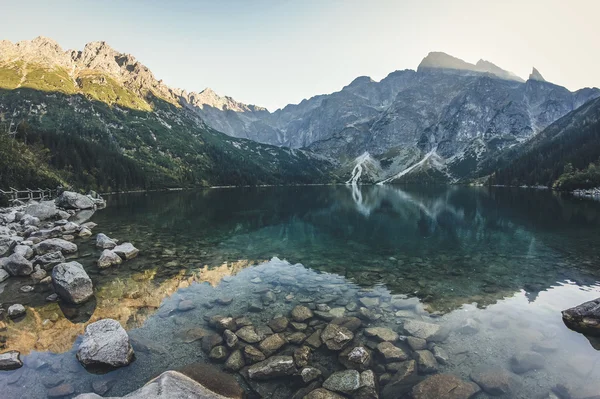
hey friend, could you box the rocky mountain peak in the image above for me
[475,59,524,82]
[529,67,546,82]
[417,52,474,72]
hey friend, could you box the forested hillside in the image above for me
[488,97,600,190]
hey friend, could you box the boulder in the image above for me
[113,243,139,260]
[304,389,346,399]
[0,236,16,257]
[77,319,134,368]
[339,346,372,370]
[562,298,600,336]
[236,326,262,343]
[33,251,65,270]
[293,346,311,368]
[33,238,77,255]
[56,191,95,210]
[247,356,297,380]
[0,351,23,370]
[24,201,58,221]
[13,244,33,259]
[3,253,33,276]
[381,360,420,399]
[412,374,481,399]
[243,346,266,364]
[415,350,438,374]
[97,249,122,269]
[403,320,444,341]
[52,261,94,304]
[377,342,408,362]
[74,370,236,399]
[0,269,9,283]
[258,333,287,356]
[96,233,117,249]
[321,323,354,350]
[224,350,245,371]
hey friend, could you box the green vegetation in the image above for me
[487,97,600,190]
[77,73,152,111]
[22,66,77,94]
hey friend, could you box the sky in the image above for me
[1,0,599,111]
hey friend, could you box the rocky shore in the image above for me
[0,191,139,371]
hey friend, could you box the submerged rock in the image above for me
[0,351,23,370]
[510,351,545,374]
[304,388,346,399]
[470,367,518,396]
[364,327,399,342]
[411,374,480,399]
[247,356,297,380]
[177,363,245,399]
[258,333,286,356]
[562,298,600,336]
[323,369,361,394]
[52,261,93,304]
[377,342,408,362]
[321,323,354,350]
[77,319,134,368]
[291,305,314,322]
[403,320,443,341]
[381,360,419,399]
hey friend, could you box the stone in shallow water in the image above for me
[168,368,247,399]
[411,373,481,399]
[470,367,519,396]
[321,323,354,351]
[339,346,372,370]
[431,345,449,365]
[287,332,307,344]
[377,342,408,362]
[177,300,196,312]
[7,304,26,318]
[247,356,297,380]
[224,349,245,371]
[291,305,314,322]
[96,233,117,249]
[52,261,93,304]
[407,336,427,351]
[259,333,287,356]
[97,249,122,269]
[3,253,33,276]
[48,383,75,398]
[305,330,323,349]
[304,388,346,399]
[301,367,322,383]
[113,243,139,260]
[243,346,266,364]
[359,297,380,308]
[223,329,238,348]
[0,351,22,370]
[77,319,134,368]
[236,326,262,343]
[209,346,228,362]
[403,320,443,341]
[268,317,289,333]
[562,298,600,336]
[364,327,399,342]
[415,350,438,374]
[323,369,361,394]
[34,238,77,255]
[202,333,224,353]
[293,346,311,367]
[510,351,545,374]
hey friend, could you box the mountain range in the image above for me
[1,36,599,192]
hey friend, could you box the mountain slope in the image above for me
[188,52,599,184]
[488,97,600,189]
[0,37,337,191]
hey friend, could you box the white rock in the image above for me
[52,261,93,304]
[77,319,134,368]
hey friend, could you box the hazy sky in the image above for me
[2,0,599,110]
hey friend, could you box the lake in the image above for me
[1,185,600,398]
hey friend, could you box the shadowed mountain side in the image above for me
[0,86,339,191]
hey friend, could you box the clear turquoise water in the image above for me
[1,185,600,398]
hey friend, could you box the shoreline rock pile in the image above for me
[0,190,139,371]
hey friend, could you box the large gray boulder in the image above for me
[77,319,134,368]
[562,298,600,336]
[24,201,58,221]
[74,371,232,398]
[96,233,117,249]
[13,244,33,260]
[56,191,95,210]
[52,261,93,304]
[33,251,65,270]
[3,253,33,276]
[98,250,122,269]
[34,238,77,255]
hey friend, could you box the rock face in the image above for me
[0,351,23,370]
[52,261,94,304]
[411,374,481,399]
[77,319,134,368]
[3,253,33,276]
[74,370,232,398]
[247,356,297,380]
[33,238,77,255]
[562,298,600,336]
[56,191,95,210]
